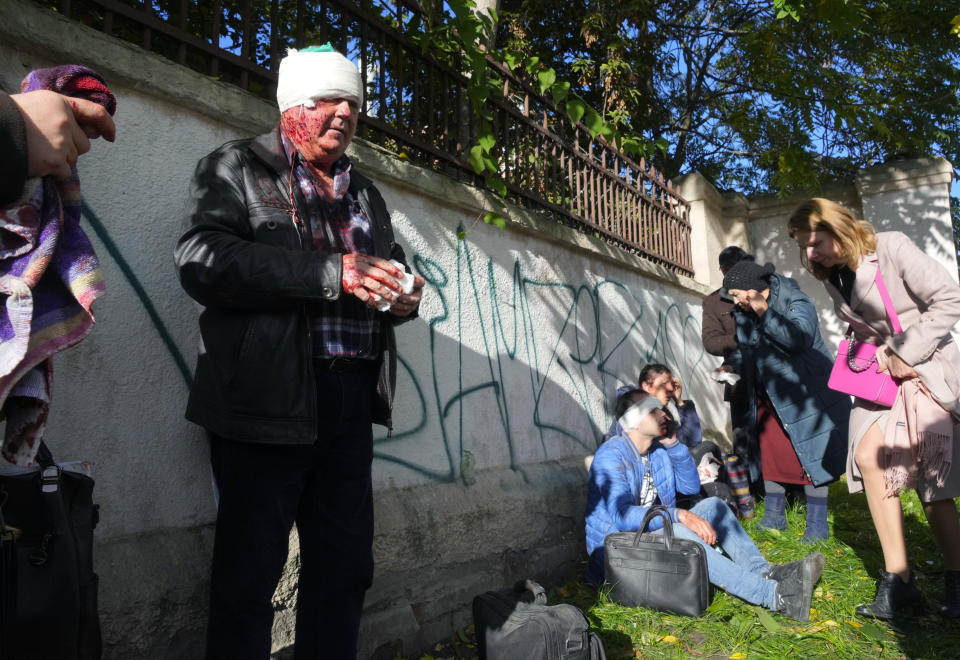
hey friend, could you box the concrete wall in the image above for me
[0,2,724,658]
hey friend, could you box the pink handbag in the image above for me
[827,267,903,406]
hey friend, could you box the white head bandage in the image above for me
[617,396,663,433]
[277,45,363,113]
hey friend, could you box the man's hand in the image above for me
[342,254,404,309]
[672,376,684,404]
[10,91,116,180]
[877,345,919,380]
[389,275,425,317]
[677,509,717,545]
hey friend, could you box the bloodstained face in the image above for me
[280,98,358,170]
[641,370,675,407]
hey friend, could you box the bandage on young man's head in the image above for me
[614,389,662,434]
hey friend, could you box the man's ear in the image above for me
[639,382,651,394]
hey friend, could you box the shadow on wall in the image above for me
[374,220,715,489]
[872,187,955,267]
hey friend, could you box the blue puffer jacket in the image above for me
[728,272,849,485]
[584,435,700,584]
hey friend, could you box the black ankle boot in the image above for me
[855,570,923,619]
[941,570,960,618]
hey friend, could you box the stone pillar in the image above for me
[856,157,957,283]
[674,172,751,289]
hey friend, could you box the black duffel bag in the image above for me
[473,579,606,660]
[0,442,101,659]
[603,505,710,617]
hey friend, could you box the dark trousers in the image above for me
[205,365,377,660]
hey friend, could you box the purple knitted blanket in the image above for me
[0,65,114,465]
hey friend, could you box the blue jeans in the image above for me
[658,497,777,608]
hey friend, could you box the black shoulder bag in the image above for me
[0,442,101,659]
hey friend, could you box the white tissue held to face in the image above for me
[710,369,740,385]
[370,259,415,311]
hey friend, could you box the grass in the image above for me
[408,481,960,660]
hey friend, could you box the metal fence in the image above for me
[42,0,693,275]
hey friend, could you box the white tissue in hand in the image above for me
[391,259,415,294]
[371,260,414,312]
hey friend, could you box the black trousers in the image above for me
[205,365,377,660]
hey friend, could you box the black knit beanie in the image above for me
[723,261,775,291]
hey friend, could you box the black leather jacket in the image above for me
[175,127,412,444]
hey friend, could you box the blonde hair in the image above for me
[786,198,877,280]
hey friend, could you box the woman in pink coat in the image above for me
[788,198,960,620]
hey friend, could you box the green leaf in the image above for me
[467,84,489,107]
[482,153,498,173]
[503,52,519,70]
[858,622,888,642]
[620,139,636,155]
[655,137,670,155]
[477,130,496,153]
[537,68,557,95]
[468,145,485,174]
[524,56,540,74]
[457,230,467,241]
[583,108,604,138]
[752,606,782,633]
[549,81,571,104]
[483,211,507,228]
[457,627,470,644]
[565,99,586,125]
[487,8,499,24]
[485,176,507,197]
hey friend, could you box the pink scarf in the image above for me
[884,378,954,496]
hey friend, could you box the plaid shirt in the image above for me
[280,132,380,359]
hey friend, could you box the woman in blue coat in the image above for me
[722,260,849,541]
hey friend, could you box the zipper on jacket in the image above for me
[286,170,319,440]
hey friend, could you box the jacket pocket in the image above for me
[226,311,312,420]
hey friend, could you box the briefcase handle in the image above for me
[635,505,678,550]
[512,578,548,605]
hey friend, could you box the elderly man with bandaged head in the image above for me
[584,388,827,622]
[175,44,424,659]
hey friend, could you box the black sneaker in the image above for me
[855,570,923,620]
[766,552,826,587]
[774,552,825,622]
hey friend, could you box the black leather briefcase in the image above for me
[603,505,710,617]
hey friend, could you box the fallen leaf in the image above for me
[661,635,680,645]
[729,653,747,659]
[859,622,888,642]
[754,606,781,633]
[846,620,863,628]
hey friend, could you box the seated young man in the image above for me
[602,377,732,512]
[585,389,824,621]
